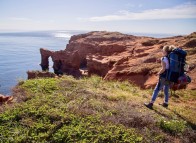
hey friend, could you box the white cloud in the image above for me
[9,17,32,21]
[88,3,196,21]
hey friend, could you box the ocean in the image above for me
[0,30,175,95]
[0,30,86,95]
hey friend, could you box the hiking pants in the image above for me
[151,77,170,103]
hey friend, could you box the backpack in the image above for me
[166,48,187,83]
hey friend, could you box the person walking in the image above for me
[144,45,174,109]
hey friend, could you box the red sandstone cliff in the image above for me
[38,31,196,90]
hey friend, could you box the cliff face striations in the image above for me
[39,31,196,89]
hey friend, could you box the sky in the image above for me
[0,0,196,34]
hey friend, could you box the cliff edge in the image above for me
[38,31,196,89]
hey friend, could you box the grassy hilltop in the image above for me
[0,75,195,142]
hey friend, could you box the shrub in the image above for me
[159,119,186,135]
[21,78,59,94]
[142,39,159,46]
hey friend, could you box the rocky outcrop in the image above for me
[39,31,196,90]
[142,39,159,46]
[184,39,196,48]
[40,48,52,71]
[0,94,13,104]
[40,49,81,78]
[27,71,56,79]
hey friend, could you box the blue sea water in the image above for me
[0,30,175,95]
[0,30,85,95]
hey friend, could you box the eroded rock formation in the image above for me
[27,70,56,79]
[0,94,13,104]
[39,48,81,78]
[40,48,52,71]
[38,31,196,89]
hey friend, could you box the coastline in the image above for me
[0,30,195,95]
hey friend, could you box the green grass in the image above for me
[0,75,195,142]
[21,78,59,94]
[159,119,186,135]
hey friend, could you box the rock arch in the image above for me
[40,48,52,71]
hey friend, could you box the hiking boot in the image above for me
[159,103,168,108]
[144,103,153,109]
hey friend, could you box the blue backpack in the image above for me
[166,48,187,83]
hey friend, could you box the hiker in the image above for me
[145,45,174,109]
